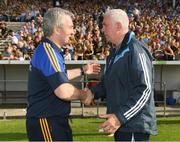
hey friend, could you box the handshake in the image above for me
[80,88,95,106]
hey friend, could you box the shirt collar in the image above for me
[42,37,63,53]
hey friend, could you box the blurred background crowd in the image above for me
[0,0,179,61]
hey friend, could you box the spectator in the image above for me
[2,45,14,60]
[63,48,72,61]
[0,0,179,61]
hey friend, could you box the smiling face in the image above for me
[58,15,74,45]
[43,8,75,46]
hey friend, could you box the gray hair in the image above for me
[43,8,74,37]
[104,9,129,29]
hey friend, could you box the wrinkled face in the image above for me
[59,15,74,45]
[102,16,116,44]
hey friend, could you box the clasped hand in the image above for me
[81,88,94,106]
[83,63,101,75]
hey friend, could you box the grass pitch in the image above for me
[0,117,180,141]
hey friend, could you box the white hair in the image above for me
[104,9,129,29]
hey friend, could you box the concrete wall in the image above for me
[154,64,180,91]
[0,60,180,104]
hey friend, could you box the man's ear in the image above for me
[116,22,122,31]
[54,26,61,35]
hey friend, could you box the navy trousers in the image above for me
[114,131,150,142]
[26,116,72,141]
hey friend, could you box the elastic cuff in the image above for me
[114,111,127,125]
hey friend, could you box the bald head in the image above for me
[104,9,129,31]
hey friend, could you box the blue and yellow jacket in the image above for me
[26,38,70,118]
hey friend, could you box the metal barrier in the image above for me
[0,71,169,117]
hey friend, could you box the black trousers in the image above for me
[26,116,72,141]
[114,131,150,142]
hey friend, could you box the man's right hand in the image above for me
[81,88,94,105]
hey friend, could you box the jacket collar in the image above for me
[116,31,135,54]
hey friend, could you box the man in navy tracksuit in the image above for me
[26,8,99,141]
[88,9,157,141]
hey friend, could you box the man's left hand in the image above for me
[83,63,101,75]
[99,114,121,135]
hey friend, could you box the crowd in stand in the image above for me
[0,0,179,61]
[0,0,52,22]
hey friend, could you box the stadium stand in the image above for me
[0,0,179,61]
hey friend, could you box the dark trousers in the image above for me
[114,131,150,142]
[26,116,72,141]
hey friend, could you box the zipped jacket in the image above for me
[91,31,157,135]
